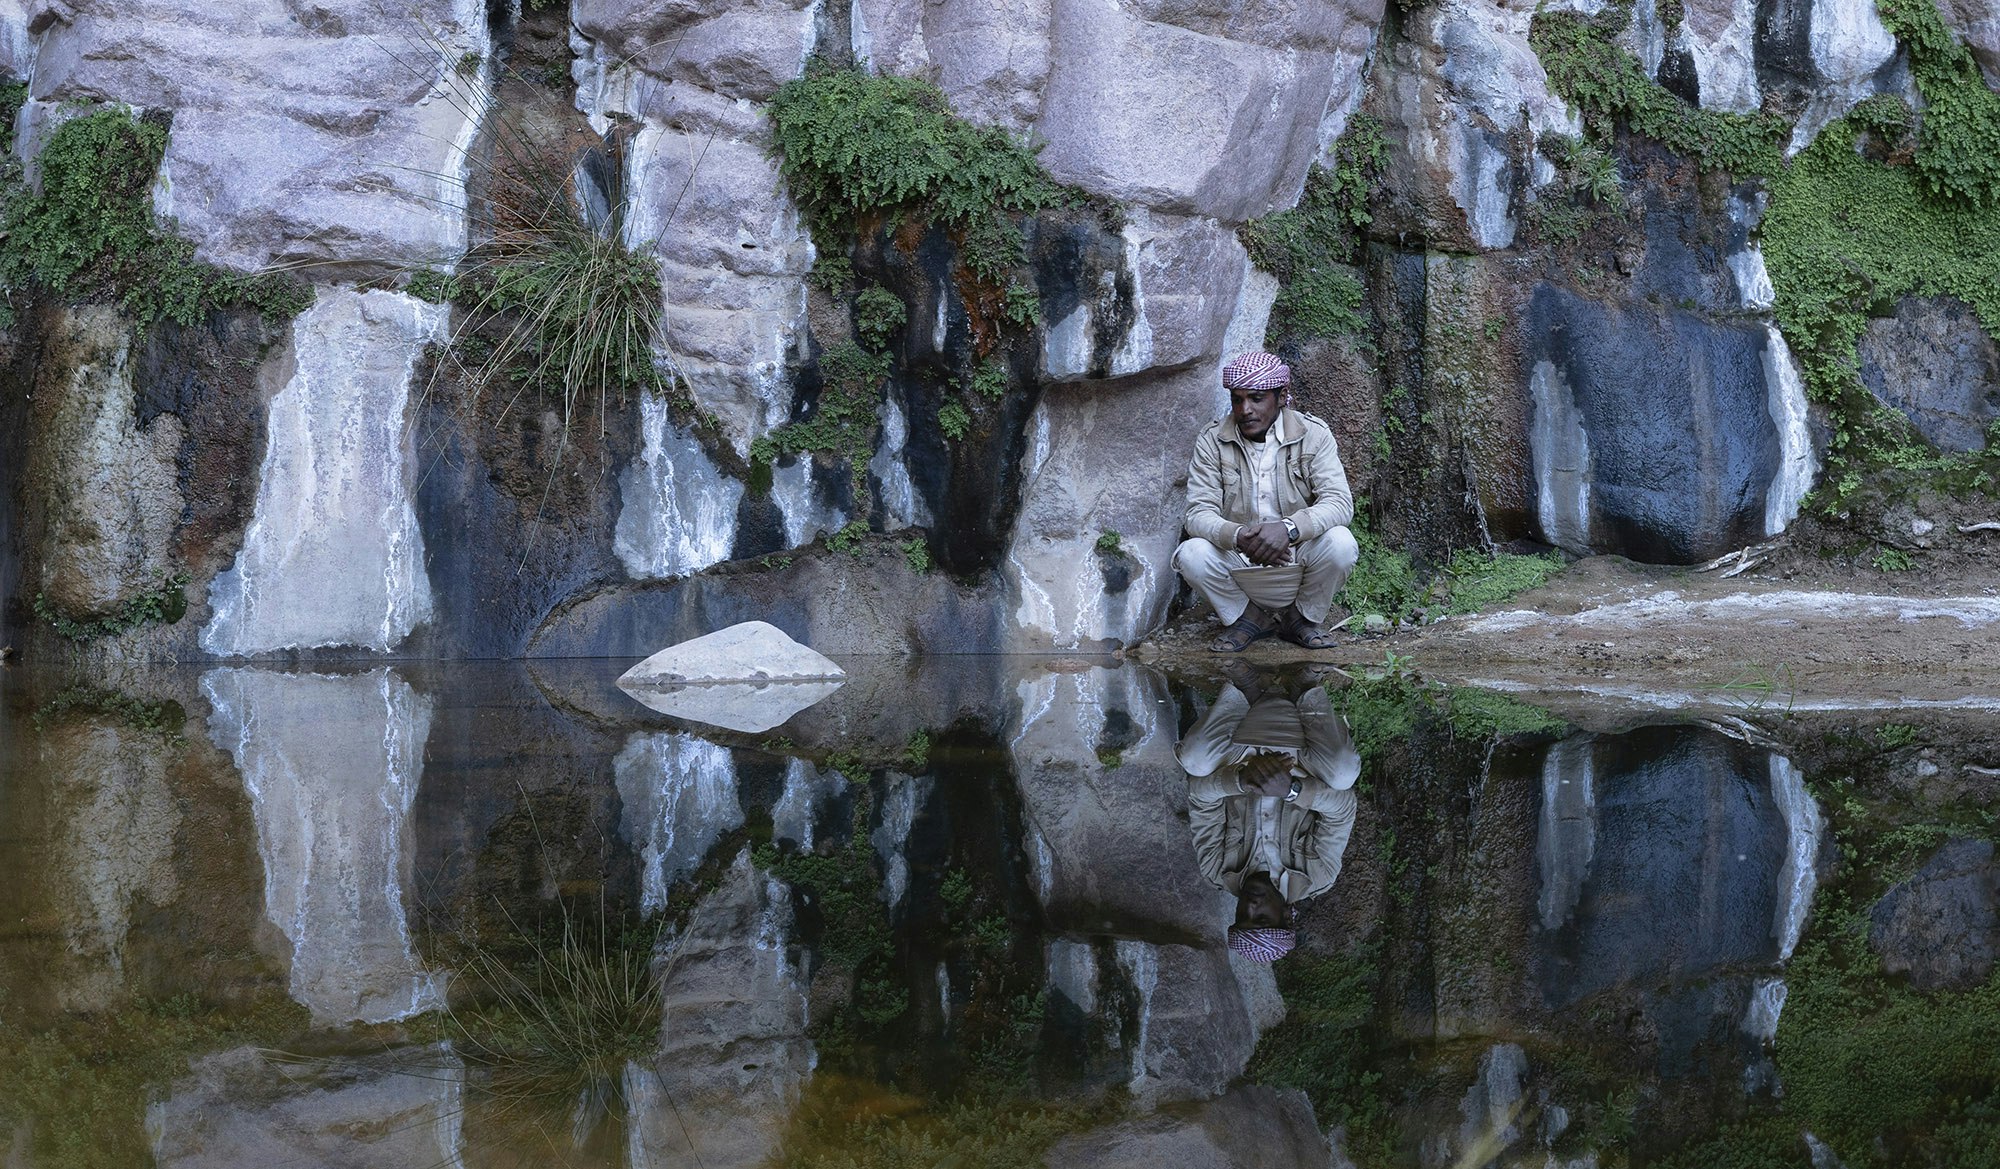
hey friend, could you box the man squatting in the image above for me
[1174,351,1360,652]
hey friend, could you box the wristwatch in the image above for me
[1283,778,1302,802]
[1281,518,1300,546]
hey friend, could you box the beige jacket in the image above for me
[1183,406,1354,551]
[1181,685,1359,902]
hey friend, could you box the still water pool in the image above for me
[3,657,1997,1168]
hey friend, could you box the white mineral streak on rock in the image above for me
[1731,246,1777,311]
[1743,975,1789,1040]
[1770,754,1823,961]
[868,394,930,530]
[1625,0,1668,76]
[1042,303,1095,380]
[1529,359,1594,554]
[1004,365,1214,649]
[1047,938,1099,1015]
[1114,940,1161,1090]
[29,0,487,273]
[772,757,845,850]
[614,731,742,914]
[614,389,743,579]
[1789,0,1902,153]
[1457,1044,1529,1163]
[202,290,441,656]
[1536,736,1598,931]
[1763,326,1820,537]
[0,3,35,84]
[202,668,442,1025]
[771,456,847,549]
[1680,0,1763,111]
[150,1046,465,1169]
[871,774,932,912]
[626,848,811,1169]
[1223,268,1282,367]
[1425,0,1582,249]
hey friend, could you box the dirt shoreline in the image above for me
[1134,554,2000,715]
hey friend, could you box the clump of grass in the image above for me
[444,901,666,1110]
[1094,530,1123,554]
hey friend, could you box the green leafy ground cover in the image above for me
[0,108,311,330]
[766,64,1071,493]
[1333,507,1566,629]
[1239,116,1385,346]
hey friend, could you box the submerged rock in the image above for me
[1868,837,2000,991]
[1044,1084,1331,1168]
[617,620,846,686]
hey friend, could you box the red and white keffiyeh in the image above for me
[1221,351,1291,390]
[1227,925,1297,962]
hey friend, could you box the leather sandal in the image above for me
[1279,609,1340,650]
[1209,609,1273,653]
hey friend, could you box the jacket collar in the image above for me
[1218,406,1301,448]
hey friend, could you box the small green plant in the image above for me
[903,730,931,770]
[937,399,972,441]
[0,79,26,155]
[853,285,907,350]
[752,343,892,505]
[32,686,188,745]
[1873,546,1916,572]
[406,267,460,303]
[965,356,1008,400]
[1239,121,1383,347]
[1440,549,1565,614]
[1874,722,1919,748]
[1002,281,1038,327]
[1095,529,1123,554]
[1094,747,1124,770]
[33,573,189,642]
[900,536,932,573]
[827,519,869,555]
[808,252,854,293]
[939,868,974,912]
[456,51,482,75]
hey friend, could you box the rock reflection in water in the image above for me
[2,658,1922,1168]
[202,667,443,1025]
[150,1046,465,1169]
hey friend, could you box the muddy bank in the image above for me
[1138,554,2000,713]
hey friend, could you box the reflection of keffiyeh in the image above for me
[1227,925,1297,962]
[1222,351,1291,390]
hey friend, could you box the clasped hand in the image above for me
[1235,520,1292,566]
[1239,751,1295,796]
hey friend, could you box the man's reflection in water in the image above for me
[1178,668,1359,962]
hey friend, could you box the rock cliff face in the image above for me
[0,0,1995,659]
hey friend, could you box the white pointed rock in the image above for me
[617,621,845,687]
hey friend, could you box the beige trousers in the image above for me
[1173,527,1359,626]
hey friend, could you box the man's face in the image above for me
[1230,385,1281,441]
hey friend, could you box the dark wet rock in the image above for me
[1523,286,1779,563]
[1868,837,2000,991]
[1858,297,1999,453]
[1044,1084,1330,1168]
